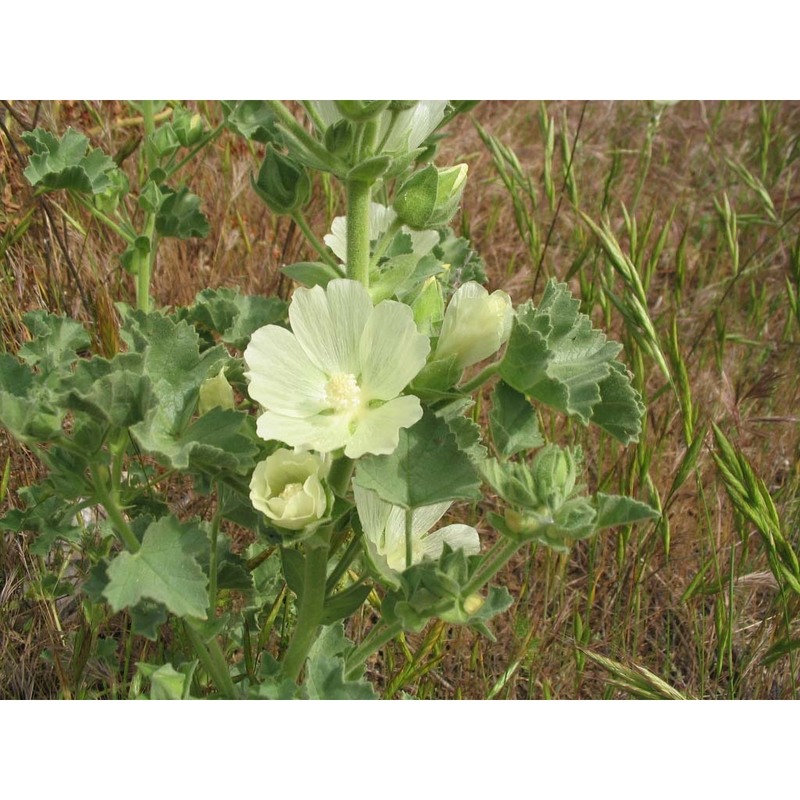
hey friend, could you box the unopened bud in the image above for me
[198,368,235,415]
[393,163,468,230]
[251,145,311,215]
[435,281,513,369]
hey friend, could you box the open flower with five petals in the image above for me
[244,279,430,459]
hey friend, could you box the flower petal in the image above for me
[244,325,328,417]
[384,501,451,540]
[420,524,480,559]
[290,279,373,375]
[256,410,351,453]
[344,395,423,458]
[323,204,397,264]
[359,301,430,400]
[382,101,448,154]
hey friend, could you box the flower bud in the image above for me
[249,449,330,532]
[172,107,205,147]
[435,282,513,369]
[531,445,577,511]
[411,276,445,336]
[149,124,180,159]
[393,163,468,230]
[198,368,235,415]
[251,144,311,215]
[334,100,391,122]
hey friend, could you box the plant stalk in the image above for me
[281,531,332,682]
[346,179,372,287]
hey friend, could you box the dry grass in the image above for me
[2,99,800,699]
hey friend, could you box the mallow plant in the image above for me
[0,101,658,699]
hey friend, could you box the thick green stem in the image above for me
[90,463,140,553]
[463,536,522,596]
[346,179,372,287]
[281,532,332,683]
[208,497,222,617]
[184,622,238,699]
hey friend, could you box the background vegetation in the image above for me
[2,99,799,699]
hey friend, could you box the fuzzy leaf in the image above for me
[355,410,481,509]
[103,516,208,619]
[281,261,343,290]
[22,128,119,195]
[593,492,660,530]
[500,279,643,442]
[183,287,287,350]
[304,623,377,700]
[155,186,209,239]
[18,311,91,373]
[0,354,64,443]
[489,381,545,457]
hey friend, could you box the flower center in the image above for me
[279,482,305,501]
[324,372,362,413]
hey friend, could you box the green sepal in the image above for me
[347,155,391,183]
[251,144,311,215]
[323,119,355,158]
[138,180,163,213]
[155,186,209,239]
[149,123,180,160]
[102,515,209,619]
[334,100,390,122]
[409,355,463,400]
[172,106,205,147]
[281,261,344,289]
[320,583,372,625]
[22,127,120,195]
[355,410,481,509]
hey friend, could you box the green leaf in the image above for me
[155,186,209,239]
[146,661,198,700]
[304,623,377,700]
[444,413,487,462]
[281,261,343,289]
[129,601,169,640]
[320,583,372,625]
[593,492,660,530]
[225,101,282,144]
[370,253,418,303]
[65,354,150,429]
[22,128,119,195]
[500,279,643,442]
[103,516,209,619]
[0,354,64,443]
[18,311,91,374]
[183,287,287,350]
[591,362,646,445]
[281,547,305,601]
[489,381,545,457]
[133,406,259,474]
[355,410,481,509]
